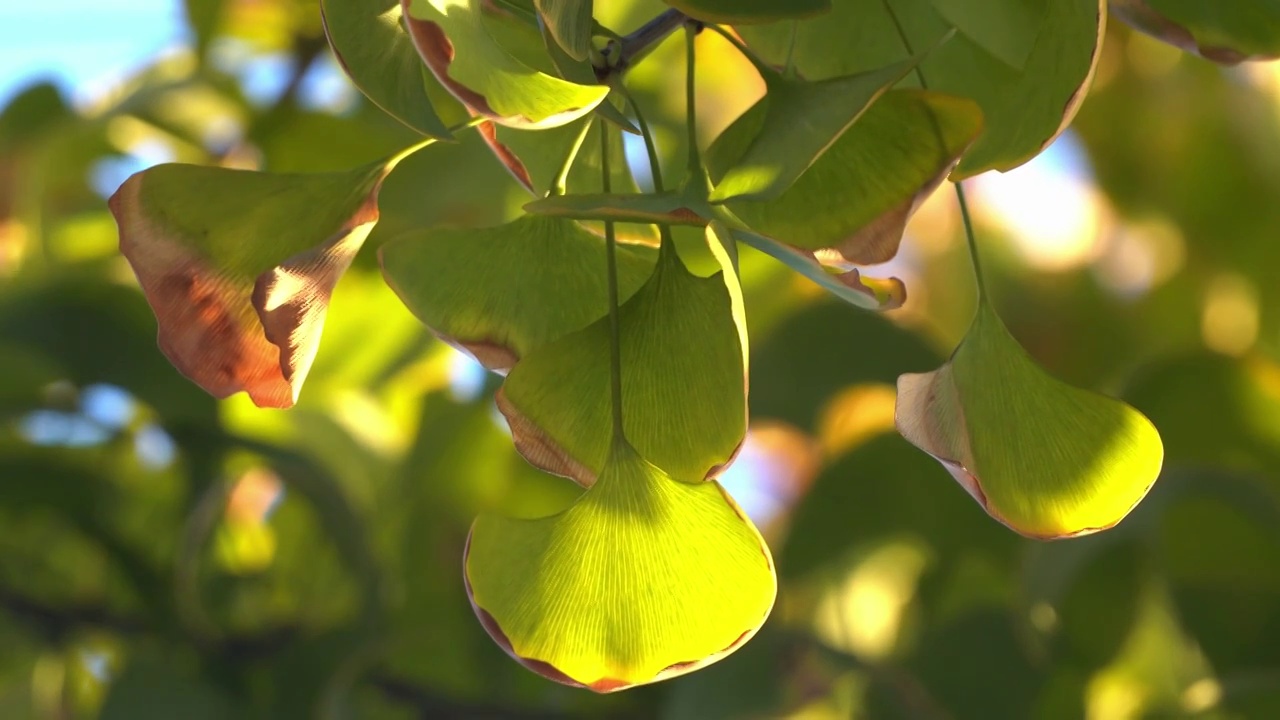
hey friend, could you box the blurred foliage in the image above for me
[1,0,1280,718]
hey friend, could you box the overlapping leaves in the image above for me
[499,224,748,485]
[738,0,1103,176]
[402,0,609,128]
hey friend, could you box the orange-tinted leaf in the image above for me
[110,163,388,408]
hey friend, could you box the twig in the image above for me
[597,9,688,79]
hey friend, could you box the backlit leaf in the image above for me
[402,0,609,129]
[379,214,655,372]
[498,223,747,485]
[465,438,776,691]
[321,0,458,138]
[738,0,1103,176]
[110,162,393,409]
[1112,0,1280,63]
[895,301,1164,538]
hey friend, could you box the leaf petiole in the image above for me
[599,117,626,442]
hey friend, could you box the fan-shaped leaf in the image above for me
[321,0,457,138]
[465,438,776,692]
[498,223,747,485]
[895,301,1164,538]
[379,214,655,372]
[1111,0,1280,64]
[402,0,609,129]
[738,0,1103,176]
[110,162,392,408]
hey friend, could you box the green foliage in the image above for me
[3,0,1280,716]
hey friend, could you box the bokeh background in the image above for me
[3,1,1280,718]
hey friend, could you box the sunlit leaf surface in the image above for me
[738,0,1103,176]
[402,0,610,128]
[896,301,1164,538]
[465,438,776,691]
[110,163,388,408]
[499,224,747,485]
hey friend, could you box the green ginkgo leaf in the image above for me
[402,0,609,129]
[379,214,655,372]
[465,437,776,692]
[535,0,593,61]
[109,161,397,409]
[738,0,1103,176]
[498,223,747,485]
[895,301,1164,539]
[708,88,983,265]
[708,51,923,204]
[664,0,830,24]
[1112,0,1280,64]
[321,0,457,138]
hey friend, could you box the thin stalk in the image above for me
[685,23,701,180]
[613,82,665,194]
[383,116,488,172]
[600,8,687,77]
[783,20,800,76]
[953,181,986,296]
[599,119,626,442]
[878,0,986,297]
[548,119,595,197]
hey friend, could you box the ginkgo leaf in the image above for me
[895,301,1164,539]
[498,223,747,486]
[379,214,655,372]
[109,162,393,409]
[708,88,983,265]
[536,0,593,61]
[664,0,830,24]
[465,437,776,692]
[708,44,924,204]
[738,0,1103,176]
[1111,0,1280,64]
[321,0,457,138]
[402,0,609,129]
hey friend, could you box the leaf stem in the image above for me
[599,8,687,78]
[548,119,595,197]
[685,23,702,181]
[953,181,986,297]
[613,82,665,194]
[784,20,800,76]
[878,0,986,298]
[382,116,488,172]
[599,118,626,443]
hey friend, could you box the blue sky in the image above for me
[0,1,187,107]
